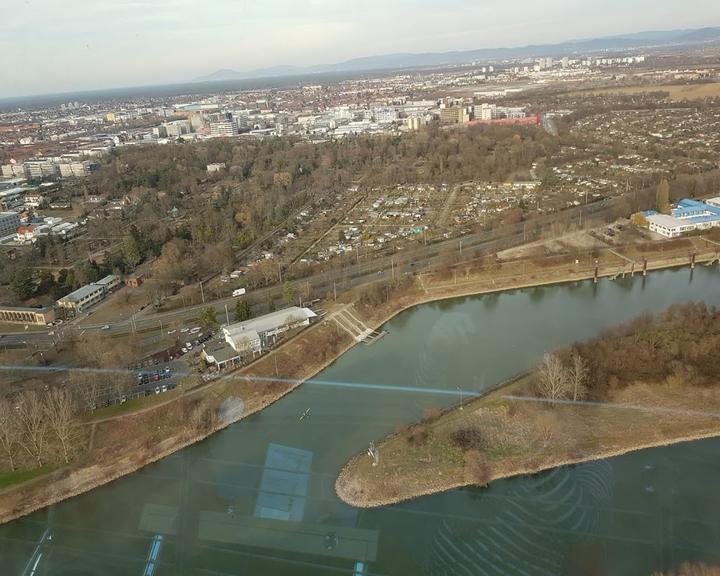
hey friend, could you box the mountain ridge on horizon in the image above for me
[193,26,720,83]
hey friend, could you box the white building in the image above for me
[644,198,720,238]
[373,107,397,123]
[405,116,427,131]
[203,306,317,370]
[58,161,97,178]
[223,306,317,354]
[57,274,120,313]
[210,119,239,137]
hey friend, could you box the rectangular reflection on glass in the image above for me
[254,443,314,522]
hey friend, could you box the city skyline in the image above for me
[1,0,719,98]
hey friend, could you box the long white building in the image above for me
[644,198,720,238]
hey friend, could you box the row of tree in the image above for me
[0,388,79,473]
[535,302,720,402]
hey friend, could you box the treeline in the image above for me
[1,253,117,303]
[88,125,559,199]
[536,302,720,401]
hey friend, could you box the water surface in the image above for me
[1,267,719,575]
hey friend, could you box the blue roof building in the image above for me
[643,197,720,238]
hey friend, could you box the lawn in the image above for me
[0,467,56,490]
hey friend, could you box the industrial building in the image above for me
[643,198,720,238]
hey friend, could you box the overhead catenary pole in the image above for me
[200,281,205,304]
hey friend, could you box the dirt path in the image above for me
[436,185,458,228]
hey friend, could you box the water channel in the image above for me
[1,266,720,575]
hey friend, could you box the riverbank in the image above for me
[335,299,720,508]
[335,376,720,508]
[0,310,356,525]
[0,237,717,524]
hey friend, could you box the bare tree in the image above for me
[536,353,570,404]
[0,397,21,471]
[569,353,589,402]
[112,373,134,403]
[16,391,48,468]
[44,388,78,465]
[71,372,102,412]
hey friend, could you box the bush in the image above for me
[450,425,484,450]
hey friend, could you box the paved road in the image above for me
[1,191,648,350]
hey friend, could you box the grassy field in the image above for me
[0,467,56,490]
[571,82,720,101]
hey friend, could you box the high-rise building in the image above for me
[0,211,20,238]
[164,120,192,138]
[210,119,239,137]
[373,107,397,123]
[439,106,469,125]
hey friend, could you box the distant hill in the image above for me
[193,26,720,83]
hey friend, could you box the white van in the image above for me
[232,288,246,297]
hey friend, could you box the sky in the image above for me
[1,0,718,98]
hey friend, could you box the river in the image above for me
[2,266,720,575]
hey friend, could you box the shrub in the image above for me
[450,425,484,450]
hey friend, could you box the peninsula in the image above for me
[336,301,720,507]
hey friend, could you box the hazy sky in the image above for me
[1,0,718,97]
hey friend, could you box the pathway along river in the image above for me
[2,267,720,575]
